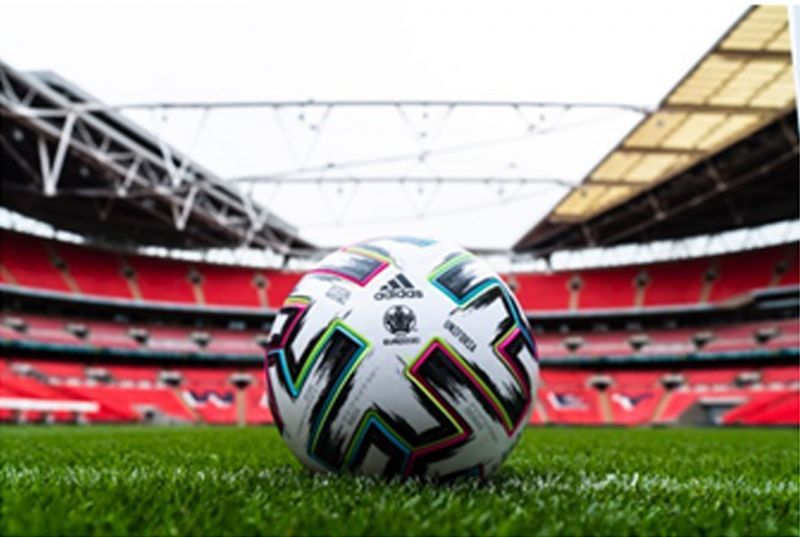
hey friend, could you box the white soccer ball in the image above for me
[265,237,539,479]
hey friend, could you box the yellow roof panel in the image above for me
[623,111,688,148]
[709,57,789,107]
[590,152,642,181]
[553,186,600,217]
[547,5,794,223]
[590,150,693,185]
[750,65,795,108]
[626,153,692,183]
[662,112,726,149]
[720,5,788,51]
[554,185,633,219]
[767,27,791,52]
[697,113,760,151]
[668,54,744,105]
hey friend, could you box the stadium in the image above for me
[1,3,798,536]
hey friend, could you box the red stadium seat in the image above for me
[126,256,196,304]
[761,366,800,384]
[245,387,273,425]
[1,230,797,428]
[54,242,133,299]
[513,273,571,312]
[709,248,786,303]
[778,245,800,287]
[578,266,640,310]
[0,232,71,293]
[199,265,262,307]
[643,257,709,308]
[1,358,797,426]
[3,231,796,312]
[742,393,799,425]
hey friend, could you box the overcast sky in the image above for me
[0,0,750,249]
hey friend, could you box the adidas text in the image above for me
[374,274,423,300]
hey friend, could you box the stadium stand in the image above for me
[3,356,795,426]
[126,256,198,305]
[571,266,641,310]
[512,273,573,311]
[4,310,797,364]
[2,230,797,312]
[781,254,800,286]
[0,232,71,293]
[535,319,800,360]
[1,229,798,428]
[2,216,799,431]
[0,230,306,308]
[54,242,134,299]
[0,312,264,357]
[519,243,800,312]
[0,357,270,425]
[196,264,263,308]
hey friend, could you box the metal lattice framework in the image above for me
[0,59,309,253]
[1,3,795,261]
[1,57,651,254]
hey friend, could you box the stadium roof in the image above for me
[3,3,759,252]
[0,61,311,252]
[1,5,795,256]
[514,6,798,254]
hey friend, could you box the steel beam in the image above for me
[0,59,306,252]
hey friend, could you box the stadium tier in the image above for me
[1,230,798,427]
[1,230,798,312]
[0,231,298,309]
[0,358,271,425]
[3,311,798,363]
[1,312,264,357]
[2,357,796,426]
[536,318,800,361]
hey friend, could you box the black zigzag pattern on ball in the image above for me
[462,287,532,429]
[436,260,486,302]
[491,325,530,425]
[269,303,311,380]
[416,345,503,430]
[269,303,310,398]
[348,422,408,478]
[346,400,467,478]
[492,316,529,376]
[310,348,482,477]
[307,330,364,469]
[319,252,384,282]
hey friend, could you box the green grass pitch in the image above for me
[1,426,798,536]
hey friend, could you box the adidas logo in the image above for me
[373,273,423,300]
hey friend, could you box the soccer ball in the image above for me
[265,237,538,479]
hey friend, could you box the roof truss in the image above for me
[0,60,310,253]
